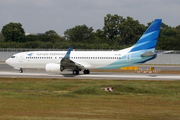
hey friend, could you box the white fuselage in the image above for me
[6,47,133,70]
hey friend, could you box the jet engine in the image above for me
[45,63,60,72]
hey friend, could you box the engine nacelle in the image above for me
[45,63,60,72]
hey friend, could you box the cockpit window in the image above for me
[11,56,15,58]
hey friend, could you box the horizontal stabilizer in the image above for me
[141,51,154,57]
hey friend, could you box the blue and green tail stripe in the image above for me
[130,19,162,53]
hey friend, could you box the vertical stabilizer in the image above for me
[130,19,162,53]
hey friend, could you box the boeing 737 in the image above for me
[6,19,162,75]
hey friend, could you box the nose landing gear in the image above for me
[19,68,23,73]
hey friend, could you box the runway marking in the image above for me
[0,71,180,80]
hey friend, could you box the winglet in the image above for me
[64,47,72,59]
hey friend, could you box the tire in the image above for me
[73,70,79,75]
[84,69,90,74]
[19,68,23,73]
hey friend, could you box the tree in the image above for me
[163,27,177,37]
[103,14,124,41]
[1,22,25,43]
[40,30,62,43]
[25,35,39,42]
[103,14,146,46]
[39,42,53,48]
[64,25,95,43]
[176,25,180,39]
[118,16,145,45]
[94,29,106,44]
[156,22,179,50]
[45,30,58,36]
[95,29,105,39]
[0,32,4,42]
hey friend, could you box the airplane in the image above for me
[6,19,162,75]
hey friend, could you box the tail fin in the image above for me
[130,19,162,53]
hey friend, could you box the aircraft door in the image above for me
[19,55,24,62]
[126,53,131,63]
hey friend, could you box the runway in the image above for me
[0,63,180,80]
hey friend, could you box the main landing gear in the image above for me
[83,69,90,74]
[73,70,79,75]
[19,68,23,73]
[72,69,90,75]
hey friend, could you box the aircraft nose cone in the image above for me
[5,59,10,64]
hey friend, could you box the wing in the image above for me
[60,47,90,71]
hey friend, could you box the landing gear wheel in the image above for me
[19,68,23,73]
[73,70,79,75]
[83,69,90,74]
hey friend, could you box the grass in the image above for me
[0,78,180,120]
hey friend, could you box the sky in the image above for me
[0,0,180,35]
